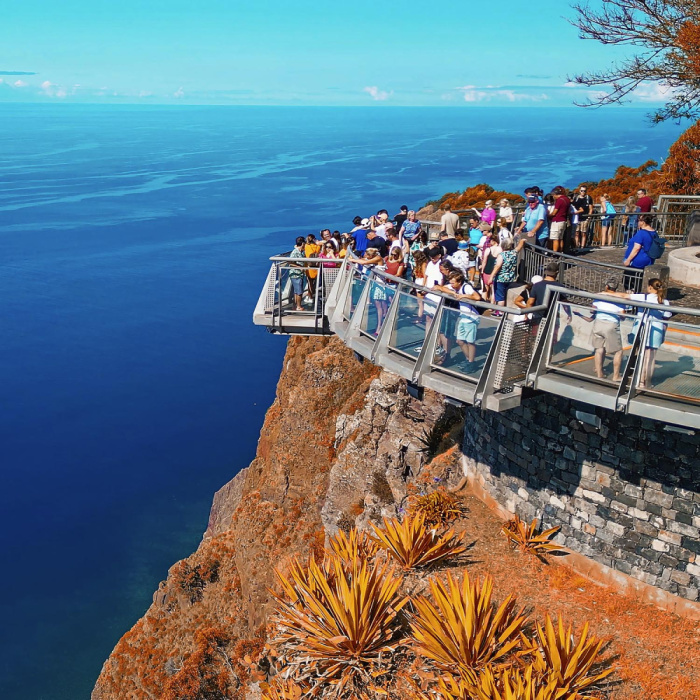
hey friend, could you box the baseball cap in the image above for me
[361,218,370,226]
[458,241,469,249]
[530,275,543,284]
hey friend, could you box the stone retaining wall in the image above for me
[462,393,700,602]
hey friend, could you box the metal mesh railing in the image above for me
[520,243,644,298]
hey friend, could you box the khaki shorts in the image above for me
[549,221,567,240]
[592,321,622,353]
[577,219,590,233]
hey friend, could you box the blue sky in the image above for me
[0,0,671,107]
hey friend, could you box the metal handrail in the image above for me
[342,255,547,317]
[522,242,632,272]
[543,284,700,318]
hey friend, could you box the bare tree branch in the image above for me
[568,0,700,121]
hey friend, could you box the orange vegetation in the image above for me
[431,183,524,212]
[663,120,700,195]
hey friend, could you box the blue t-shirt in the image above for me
[468,227,482,245]
[523,204,547,238]
[353,228,369,253]
[625,229,653,269]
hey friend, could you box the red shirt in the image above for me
[637,195,653,213]
[552,195,571,223]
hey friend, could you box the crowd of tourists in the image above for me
[285,190,669,381]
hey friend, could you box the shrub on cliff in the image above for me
[430,184,524,212]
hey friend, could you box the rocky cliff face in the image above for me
[92,336,461,700]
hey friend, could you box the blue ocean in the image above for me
[0,105,684,699]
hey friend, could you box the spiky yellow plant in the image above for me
[270,553,407,694]
[410,572,530,677]
[530,615,613,697]
[501,516,563,559]
[410,489,465,527]
[370,513,467,571]
[260,677,306,700]
[474,665,576,700]
[328,527,379,567]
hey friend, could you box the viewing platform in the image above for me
[254,241,700,431]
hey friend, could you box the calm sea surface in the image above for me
[0,105,684,699]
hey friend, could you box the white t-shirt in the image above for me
[630,293,671,321]
[458,283,480,316]
[499,206,513,221]
[592,299,625,324]
[497,228,512,245]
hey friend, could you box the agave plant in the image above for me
[410,572,530,678]
[260,677,307,700]
[270,553,407,694]
[530,615,613,698]
[501,516,564,559]
[410,490,465,528]
[328,527,379,567]
[474,665,577,700]
[370,513,467,571]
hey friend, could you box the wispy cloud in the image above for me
[454,85,549,103]
[173,86,184,98]
[363,85,391,101]
[516,74,552,80]
[0,70,36,76]
[13,79,27,88]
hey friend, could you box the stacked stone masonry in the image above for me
[462,393,700,601]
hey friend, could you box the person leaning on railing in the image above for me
[490,237,526,313]
[304,234,321,297]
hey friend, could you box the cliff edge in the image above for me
[92,336,460,700]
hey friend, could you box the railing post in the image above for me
[412,299,445,384]
[370,286,401,363]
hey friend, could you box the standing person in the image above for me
[527,263,564,319]
[572,185,594,251]
[496,217,513,246]
[440,204,461,238]
[320,241,339,267]
[399,210,421,244]
[599,194,616,247]
[412,250,429,323]
[304,234,321,297]
[449,240,472,277]
[366,228,388,258]
[472,200,497,230]
[622,214,657,291]
[362,247,389,333]
[498,198,514,225]
[352,218,370,255]
[516,193,548,244]
[436,271,483,369]
[320,229,338,251]
[588,279,627,382]
[622,195,639,243]
[288,236,307,311]
[636,188,654,214]
[629,278,671,388]
[385,246,406,279]
[467,215,482,245]
[479,235,501,303]
[548,186,571,253]
[393,205,409,232]
[439,231,459,255]
[491,238,525,310]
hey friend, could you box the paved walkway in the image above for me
[577,245,699,324]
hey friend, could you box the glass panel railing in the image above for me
[429,306,500,382]
[388,290,425,358]
[546,301,639,385]
[360,278,396,337]
[276,263,319,314]
[344,271,367,321]
[641,320,700,402]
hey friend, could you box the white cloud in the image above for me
[363,85,391,101]
[173,86,184,98]
[632,82,675,102]
[139,90,153,98]
[455,85,548,103]
[13,79,27,88]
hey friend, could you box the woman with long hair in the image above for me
[480,235,501,303]
[600,194,616,247]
